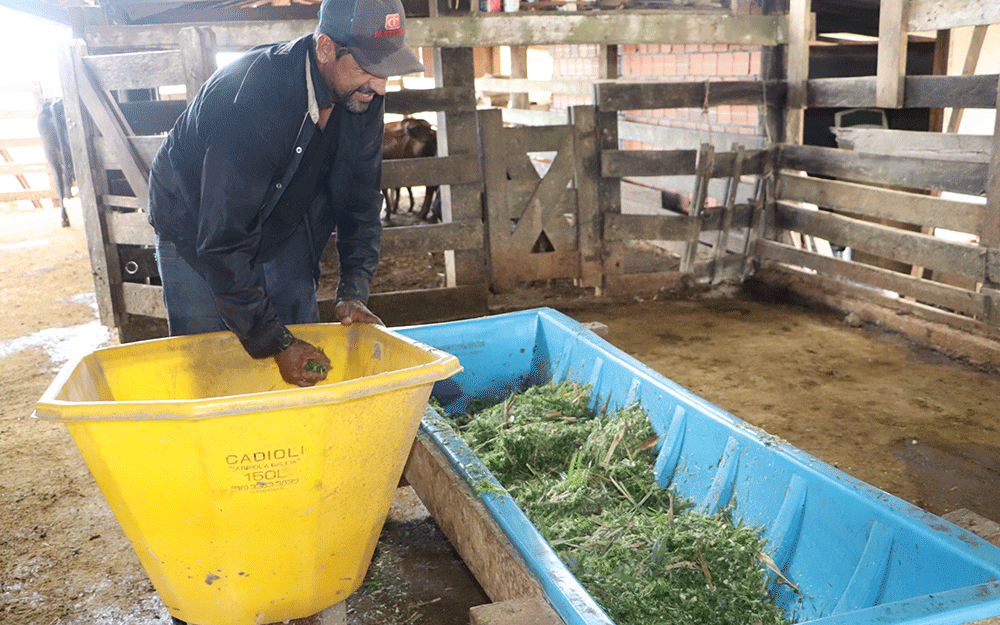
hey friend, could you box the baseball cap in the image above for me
[318,0,425,78]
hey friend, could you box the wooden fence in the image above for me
[759,71,1000,348]
[0,82,61,210]
[58,5,1000,366]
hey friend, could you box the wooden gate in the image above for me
[479,107,602,293]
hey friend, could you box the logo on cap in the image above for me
[385,13,401,30]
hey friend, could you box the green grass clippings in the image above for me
[438,381,788,625]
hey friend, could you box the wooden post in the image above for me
[876,0,909,109]
[599,44,618,81]
[681,143,715,273]
[58,40,126,332]
[571,105,602,292]
[982,76,1000,249]
[783,0,810,145]
[479,108,508,291]
[510,45,529,110]
[927,29,950,133]
[434,46,487,291]
[179,26,218,101]
[593,82,621,287]
[712,144,745,283]
[946,24,988,134]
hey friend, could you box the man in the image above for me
[148,0,424,388]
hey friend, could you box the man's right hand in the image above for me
[274,339,331,387]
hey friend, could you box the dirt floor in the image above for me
[2,202,1000,624]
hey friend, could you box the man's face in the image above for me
[324,51,388,114]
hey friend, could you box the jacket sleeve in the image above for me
[194,81,292,359]
[334,103,384,303]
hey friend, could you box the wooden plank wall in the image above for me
[760,60,1000,359]
[65,5,1000,364]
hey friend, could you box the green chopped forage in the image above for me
[441,382,789,625]
[304,359,331,374]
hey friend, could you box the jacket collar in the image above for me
[305,37,333,125]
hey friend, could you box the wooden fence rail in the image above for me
[0,82,60,210]
[55,11,1000,365]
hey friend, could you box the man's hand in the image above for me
[334,298,383,326]
[274,339,331,387]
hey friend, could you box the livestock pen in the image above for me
[25,0,1000,622]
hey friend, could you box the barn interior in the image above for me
[1,0,999,623]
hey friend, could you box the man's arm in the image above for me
[333,102,385,319]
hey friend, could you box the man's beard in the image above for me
[335,84,377,114]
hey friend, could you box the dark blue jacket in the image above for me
[148,34,383,358]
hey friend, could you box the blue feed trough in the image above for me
[397,307,1000,625]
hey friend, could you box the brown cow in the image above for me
[381,117,437,220]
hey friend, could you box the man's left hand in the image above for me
[334,298,383,326]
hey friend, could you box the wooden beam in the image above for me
[596,80,784,113]
[469,597,564,625]
[380,220,484,256]
[876,0,909,109]
[785,0,811,144]
[179,26,218,101]
[908,0,1000,31]
[984,75,1000,249]
[758,240,986,318]
[605,213,696,241]
[681,144,714,272]
[829,128,992,162]
[601,149,698,178]
[433,45,484,290]
[384,86,477,116]
[508,129,576,252]
[807,74,999,109]
[773,201,986,282]
[0,189,60,203]
[84,14,790,51]
[82,50,185,92]
[712,145,745,282]
[0,137,43,149]
[60,40,125,330]
[571,105,603,292]
[382,155,482,189]
[510,45,529,110]
[779,144,988,197]
[403,428,547,602]
[946,24,988,134]
[776,172,984,233]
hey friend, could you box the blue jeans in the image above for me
[155,223,320,337]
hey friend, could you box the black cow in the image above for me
[37,99,74,227]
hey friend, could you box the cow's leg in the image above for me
[54,164,70,227]
[417,186,439,221]
[59,197,69,228]
[388,188,402,214]
[405,187,415,212]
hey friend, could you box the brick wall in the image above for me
[548,1,767,151]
